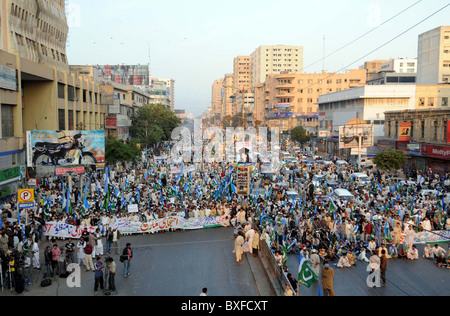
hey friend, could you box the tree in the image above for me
[105,138,141,164]
[374,148,406,171]
[290,126,311,144]
[130,103,181,148]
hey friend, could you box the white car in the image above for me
[286,190,300,201]
[333,189,354,200]
[419,189,439,198]
[352,173,370,185]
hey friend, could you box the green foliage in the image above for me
[290,126,311,144]
[105,138,141,164]
[130,103,181,148]
[374,149,406,171]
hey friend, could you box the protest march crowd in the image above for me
[0,137,450,295]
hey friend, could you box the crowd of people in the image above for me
[0,138,449,295]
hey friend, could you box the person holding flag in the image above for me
[297,251,319,294]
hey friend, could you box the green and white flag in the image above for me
[298,253,318,288]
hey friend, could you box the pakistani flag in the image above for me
[328,198,337,215]
[298,253,318,288]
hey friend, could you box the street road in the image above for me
[2,227,273,296]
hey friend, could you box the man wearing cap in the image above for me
[310,249,321,275]
[321,262,335,296]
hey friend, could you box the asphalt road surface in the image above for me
[285,244,450,296]
[1,227,273,296]
[3,228,450,296]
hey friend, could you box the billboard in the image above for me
[0,64,17,91]
[236,166,250,196]
[27,130,105,167]
[105,115,117,129]
[399,122,411,142]
[339,124,374,149]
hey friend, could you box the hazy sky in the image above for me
[66,0,450,116]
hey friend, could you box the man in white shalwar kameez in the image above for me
[32,238,40,269]
[244,227,255,254]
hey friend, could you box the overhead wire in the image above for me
[303,0,424,72]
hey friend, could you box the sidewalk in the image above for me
[245,252,279,296]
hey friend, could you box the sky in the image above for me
[66,0,450,117]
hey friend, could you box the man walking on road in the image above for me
[321,262,335,296]
[380,249,387,287]
[121,243,133,277]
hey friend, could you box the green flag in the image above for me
[103,187,111,211]
[298,254,318,288]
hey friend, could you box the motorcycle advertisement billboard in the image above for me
[26,130,105,168]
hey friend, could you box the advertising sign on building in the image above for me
[399,122,411,142]
[423,144,450,160]
[26,130,105,167]
[339,124,374,149]
[377,139,394,151]
[0,64,17,91]
[55,166,86,176]
[447,121,450,144]
[105,115,117,129]
[407,143,421,156]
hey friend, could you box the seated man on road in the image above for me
[407,245,419,260]
[337,252,352,268]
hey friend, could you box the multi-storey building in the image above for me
[360,59,391,82]
[211,78,224,125]
[251,45,303,86]
[261,69,366,132]
[233,56,252,92]
[367,58,418,86]
[0,0,108,200]
[221,74,234,119]
[318,85,417,156]
[417,26,450,85]
[0,0,70,72]
[155,78,175,110]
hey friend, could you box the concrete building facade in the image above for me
[417,26,450,85]
[1,0,69,72]
[317,85,417,156]
[261,69,366,132]
[233,56,252,93]
[251,45,303,86]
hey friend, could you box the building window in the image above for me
[68,86,75,101]
[443,120,448,142]
[428,98,435,107]
[442,97,448,107]
[58,83,65,99]
[419,98,425,106]
[58,109,65,131]
[434,120,439,141]
[68,110,74,130]
[421,120,425,139]
[1,105,14,138]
